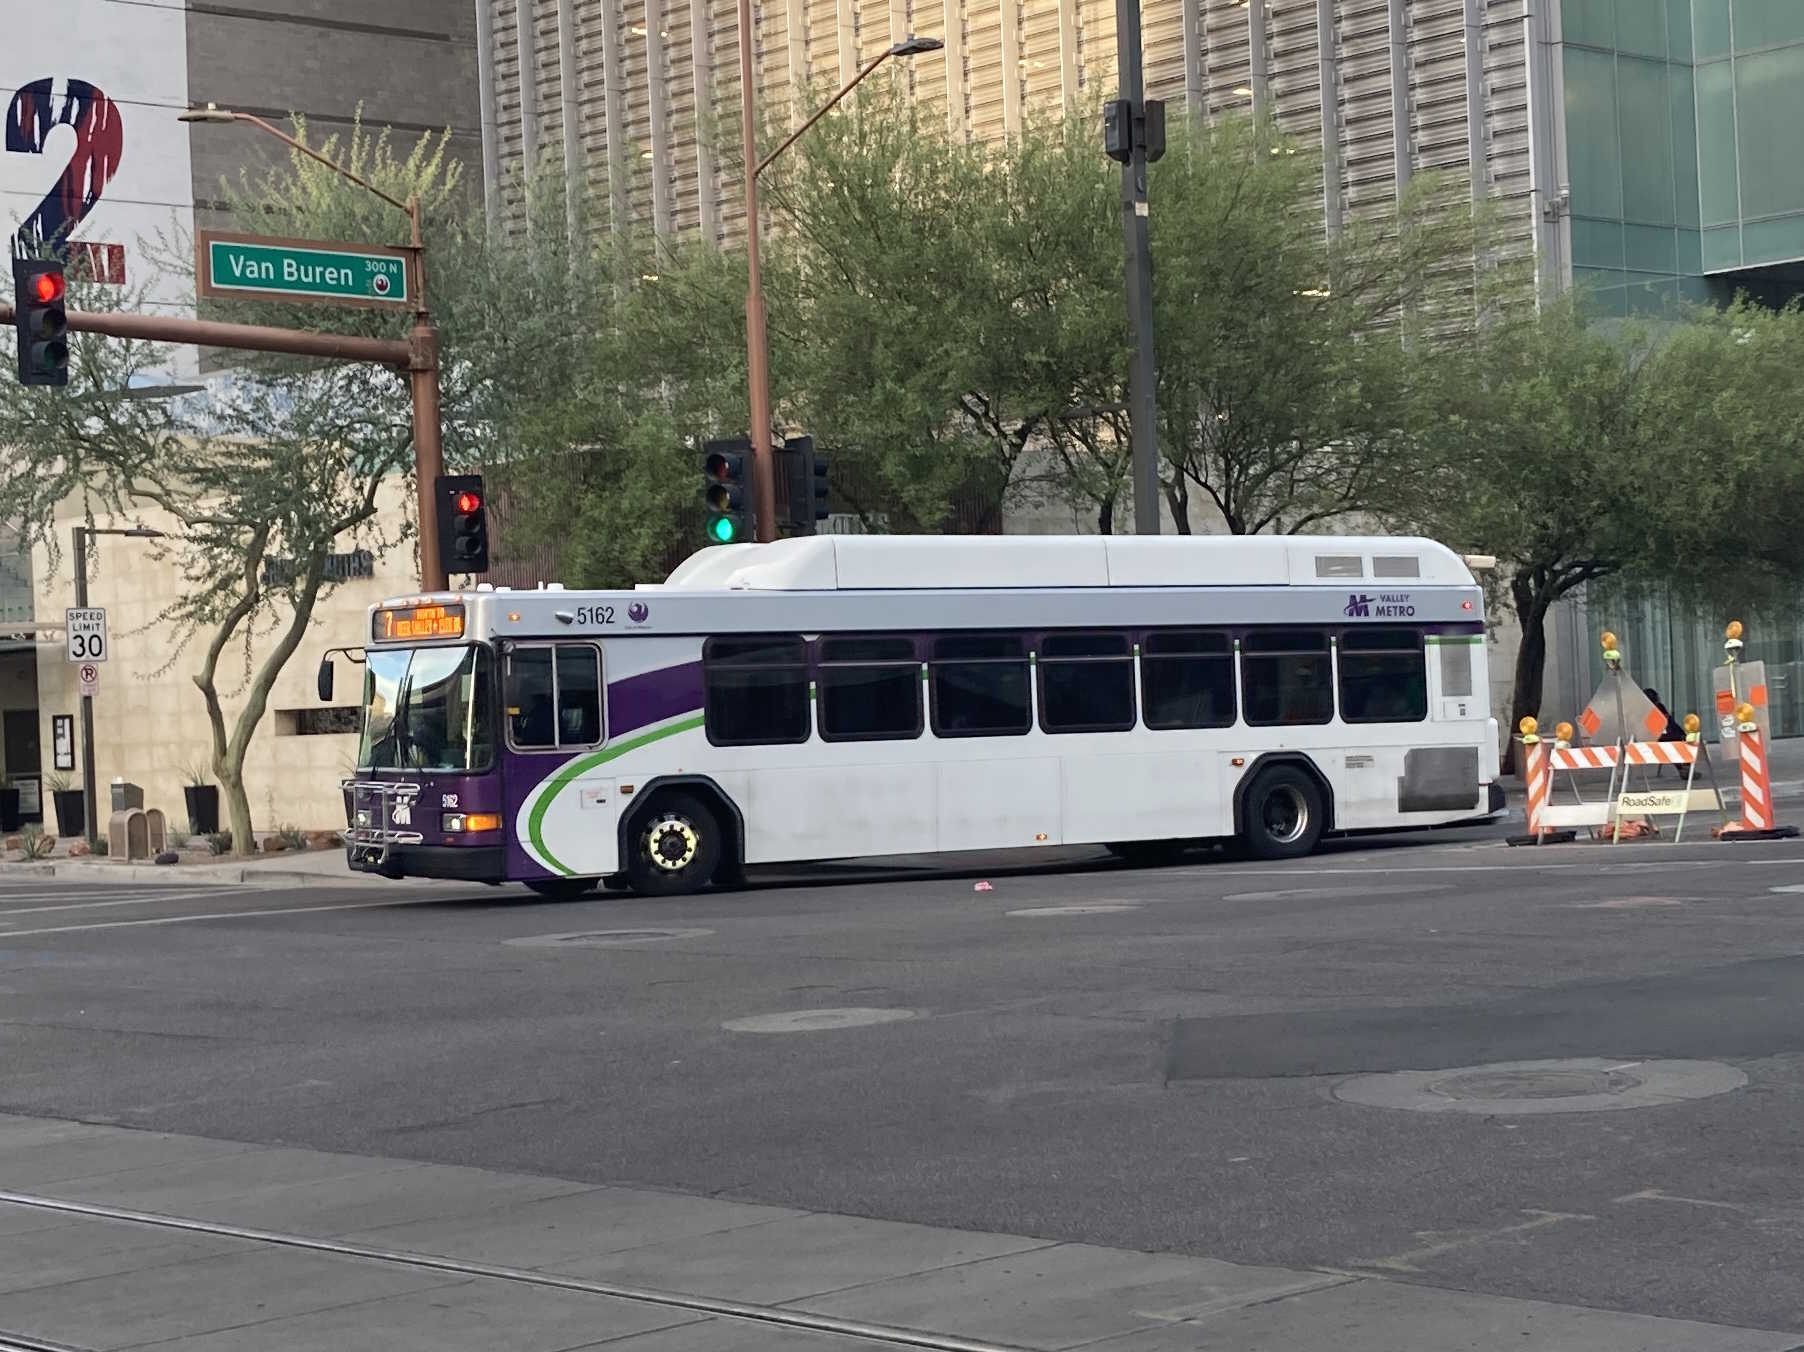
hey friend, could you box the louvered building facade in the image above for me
[475,0,1571,290]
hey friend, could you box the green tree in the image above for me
[765,98,1126,531]
[1395,295,1804,761]
[1150,119,1478,535]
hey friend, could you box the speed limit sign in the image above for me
[65,607,107,663]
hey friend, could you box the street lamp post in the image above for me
[735,28,942,542]
[70,524,165,848]
[178,105,448,590]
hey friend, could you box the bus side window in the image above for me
[555,646,603,745]
[704,635,810,746]
[818,636,922,741]
[506,647,557,749]
[1339,628,1427,723]
[1140,630,1235,729]
[1242,630,1335,726]
[1037,632,1135,733]
[930,635,1031,738]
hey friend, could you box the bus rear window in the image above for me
[1142,630,1235,729]
[1339,628,1427,723]
[1242,630,1334,726]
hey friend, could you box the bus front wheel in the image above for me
[627,792,722,896]
[1240,766,1326,860]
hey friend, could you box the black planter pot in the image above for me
[184,784,220,835]
[0,787,19,833]
[52,789,84,838]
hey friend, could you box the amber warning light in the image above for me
[372,602,466,641]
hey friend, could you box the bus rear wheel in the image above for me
[627,791,722,897]
[1240,765,1325,860]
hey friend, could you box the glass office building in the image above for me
[1563,0,1804,317]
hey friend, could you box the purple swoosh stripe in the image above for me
[608,661,704,737]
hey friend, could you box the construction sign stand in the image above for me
[1712,619,1799,841]
[1508,629,1728,846]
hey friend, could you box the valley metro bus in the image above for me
[322,534,1501,896]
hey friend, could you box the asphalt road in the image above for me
[2,826,1803,1335]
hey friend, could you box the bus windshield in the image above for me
[359,646,495,772]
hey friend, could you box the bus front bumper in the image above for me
[347,842,506,883]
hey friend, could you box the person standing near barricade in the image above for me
[1644,688,1684,778]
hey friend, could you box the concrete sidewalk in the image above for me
[0,849,412,889]
[0,1113,1795,1351]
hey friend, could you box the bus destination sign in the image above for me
[372,603,465,642]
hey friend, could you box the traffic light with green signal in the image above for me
[13,259,69,387]
[703,437,753,544]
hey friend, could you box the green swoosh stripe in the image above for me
[527,714,706,876]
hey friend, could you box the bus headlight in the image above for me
[443,812,502,833]
[354,809,371,828]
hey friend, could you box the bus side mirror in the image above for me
[316,655,334,702]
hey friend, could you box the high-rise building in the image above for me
[479,0,1804,316]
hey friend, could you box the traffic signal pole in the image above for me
[404,198,448,592]
[1114,0,1161,535]
[0,299,443,585]
[736,0,780,544]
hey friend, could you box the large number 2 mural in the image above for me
[5,78,124,265]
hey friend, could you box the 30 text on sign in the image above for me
[65,608,107,663]
[196,230,411,311]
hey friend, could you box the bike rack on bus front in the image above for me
[343,778,423,868]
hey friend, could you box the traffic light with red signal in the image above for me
[13,259,68,387]
[434,473,490,576]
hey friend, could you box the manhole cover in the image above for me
[722,1007,918,1034]
[505,928,713,948]
[1433,1068,1637,1100]
[1006,904,1141,917]
[1334,1058,1747,1115]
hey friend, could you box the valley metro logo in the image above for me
[1344,594,1372,617]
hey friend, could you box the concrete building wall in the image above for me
[29,485,419,836]
[185,0,483,232]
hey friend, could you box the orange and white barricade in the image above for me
[1517,719,1729,845]
[1715,702,1800,841]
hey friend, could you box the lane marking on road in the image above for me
[723,1007,919,1033]
[0,1188,1048,1352]
[1006,904,1142,917]
[1614,1189,1751,1213]
[0,889,262,917]
[1350,1209,1593,1273]
[0,896,450,938]
[1179,854,1804,880]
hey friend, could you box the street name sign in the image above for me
[196,230,411,310]
[65,607,106,662]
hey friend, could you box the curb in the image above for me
[0,861,396,889]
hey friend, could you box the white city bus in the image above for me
[328,534,1501,896]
